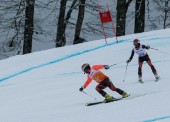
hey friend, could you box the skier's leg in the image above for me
[147,58,159,80]
[96,82,114,102]
[138,61,143,82]
[147,59,157,75]
[95,84,107,97]
[106,78,129,98]
[105,78,117,91]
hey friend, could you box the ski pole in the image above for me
[109,60,126,68]
[123,63,128,82]
[150,47,170,55]
[82,91,97,100]
[109,64,117,68]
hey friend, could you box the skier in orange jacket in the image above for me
[79,63,129,102]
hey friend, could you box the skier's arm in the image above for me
[93,65,110,70]
[142,45,150,50]
[83,76,92,88]
[79,76,92,92]
[127,49,134,63]
[92,65,105,70]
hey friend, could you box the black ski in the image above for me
[85,93,150,106]
[85,98,122,106]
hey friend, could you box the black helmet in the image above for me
[81,63,90,73]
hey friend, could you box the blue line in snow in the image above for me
[149,36,170,40]
[143,116,170,122]
[0,40,126,83]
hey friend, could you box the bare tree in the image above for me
[0,0,25,57]
[56,0,79,47]
[134,0,145,33]
[163,0,170,28]
[146,0,170,29]
[56,0,67,47]
[23,0,35,54]
[73,0,86,44]
[63,0,79,43]
[116,0,133,36]
[74,1,104,40]
[153,0,170,29]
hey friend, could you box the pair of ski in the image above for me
[85,93,149,106]
[85,78,160,106]
[85,97,123,106]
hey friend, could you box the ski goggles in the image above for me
[133,41,139,45]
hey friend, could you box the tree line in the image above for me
[0,0,169,57]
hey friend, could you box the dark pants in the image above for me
[138,54,157,77]
[95,77,124,97]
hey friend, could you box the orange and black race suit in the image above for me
[83,65,108,88]
[83,65,124,97]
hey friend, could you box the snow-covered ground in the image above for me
[0,29,170,122]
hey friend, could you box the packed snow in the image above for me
[0,29,170,122]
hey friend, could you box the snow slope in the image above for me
[0,29,170,122]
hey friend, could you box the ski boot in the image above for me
[154,73,160,82]
[103,94,115,103]
[122,92,130,98]
[138,76,144,83]
[155,76,160,82]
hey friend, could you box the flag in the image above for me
[99,11,112,23]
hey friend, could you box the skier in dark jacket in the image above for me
[127,39,160,83]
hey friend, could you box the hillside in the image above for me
[0,29,170,122]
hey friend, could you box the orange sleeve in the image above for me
[83,76,92,88]
[92,65,104,70]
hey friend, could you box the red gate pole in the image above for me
[101,23,107,44]
[106,4,118,43]
[97,4,108,44]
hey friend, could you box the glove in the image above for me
[146,45,150,50]
[79,86,84,92]
[104,65,109,69]
[126,59,130,63]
